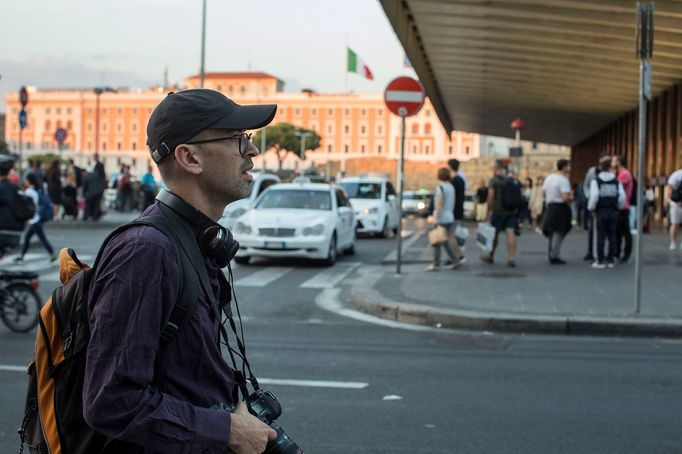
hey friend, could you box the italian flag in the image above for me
[347,48,374,80]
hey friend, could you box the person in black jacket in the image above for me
[448,159,466,259]
[0,156,25,254]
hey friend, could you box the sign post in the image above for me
[384,76,425,275]
[18,86,28,167]
[634,2,654,314]
[54,128,68,159]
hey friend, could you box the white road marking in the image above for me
[300,262,361,289]
[258,378,368,389]
[382,395,403,401]
[0,364,368,389]
[0,365,28,373]
[381,230,425,263]
[234,267,294,287]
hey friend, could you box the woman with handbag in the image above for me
[427,167,465,271]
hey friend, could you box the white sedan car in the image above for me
[233,183,356,265]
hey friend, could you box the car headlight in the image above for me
[234,222,252,234]
[302,223,325,236]
[229,207,247,218]
[417,202,426,210]
[362,207,379,215]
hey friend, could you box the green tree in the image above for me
[253,123,320,170]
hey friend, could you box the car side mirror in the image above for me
[387,194,397,202]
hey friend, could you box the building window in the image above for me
[66,107,72,115]
[345,109,349,116]
[87,141,92,149]
[377,144,382,153]
[327,144,332,153]
[344,145,349,153]
[87,123,92,132]
[361,125,366,135]
[56,120,62,129]
[448,145,453,155]
[118,108,122,115]
[344,125,350,134]
[117,123,123,132]
[45,120,51,130]
[102,123,108,132]
[133,108,137,114]
[117,142,122,150]
[228,85,234,93]
[311,122,317,132]
[240,85,246,95]
[377,108,383,116]
[217,85,222,91]
[412,124,419,134]
[377,125,383,135]
[413,145,417,154]
[360,144,365,153]
[327,109,333,116]
[102,142,107,151]
[67,120,72,129]
[361,109,366,116]
[327,124,333,134]
[425,109,431,117]
[46,108,51,114]
[532,141,538,149]
[312,108,317,116]
[425,145,430,154]
[295,108,300,116]
[132,123,137,132]
[102,108,108,114]
[424,123,431,134]
[465,146,470,155]
[88,108,93,114]
[132,142,137,150]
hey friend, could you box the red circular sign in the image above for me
[384,76,425,117]
[19,86,28,107]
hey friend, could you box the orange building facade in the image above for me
[4,72,479,178]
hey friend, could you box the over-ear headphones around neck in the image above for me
[156,189,239,268]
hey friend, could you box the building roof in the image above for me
[186,72,279,80]
[379,0,682,145]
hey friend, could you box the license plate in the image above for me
[264,241,286,250]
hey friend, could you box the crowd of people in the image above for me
[427,154,682,271]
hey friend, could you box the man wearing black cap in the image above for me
[0,155,26,254]
[83,90,278,453]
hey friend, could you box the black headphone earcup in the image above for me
[199,225,239,268]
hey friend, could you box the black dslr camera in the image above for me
[214,389,303,454]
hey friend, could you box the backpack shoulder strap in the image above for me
[91,216,199,343]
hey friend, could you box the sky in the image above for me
[0,0,417,112]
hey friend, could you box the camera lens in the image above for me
[264,423,303,454]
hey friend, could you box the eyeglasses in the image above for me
[186,133,255,158]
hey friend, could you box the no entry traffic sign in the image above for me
[384,76,425,117]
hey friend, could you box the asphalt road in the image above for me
[1,218,681,453]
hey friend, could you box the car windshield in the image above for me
[403,192,430,201]
[256,189,331,210]
[340,182,382,199]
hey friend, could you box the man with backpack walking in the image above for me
[587,157,626,268]
[542,159,573,264]
[14,173,57,262]
[481,159,521,267]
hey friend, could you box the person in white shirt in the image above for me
[14,173,57,262]
[542,159,573,264]
[587,158,626,268]
[427,167,465,271]
[666,168,682,250]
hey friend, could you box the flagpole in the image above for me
[341,33,348,175]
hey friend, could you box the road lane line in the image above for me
[381,230,424,263]
[234,267,293,287]
[300,262,361,289]
[0,364,368,389]
[258,378,368,389]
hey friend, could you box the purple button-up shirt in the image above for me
[83,203,237,453]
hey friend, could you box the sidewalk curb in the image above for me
[349,288,682,338]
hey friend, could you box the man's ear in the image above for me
[173,144,203,175]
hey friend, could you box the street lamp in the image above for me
[295,130,312,164]
[94,86,118,155]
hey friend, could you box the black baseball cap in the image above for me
[146,89,277,163]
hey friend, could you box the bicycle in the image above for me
[0,270,42,333]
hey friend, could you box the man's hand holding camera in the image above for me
[228,402,277,453]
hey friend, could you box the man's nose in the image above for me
[245,140,259,158]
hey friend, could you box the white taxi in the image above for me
[233,183,356,265]
[339,176,400,237]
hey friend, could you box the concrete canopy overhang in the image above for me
[379,0,682,145]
